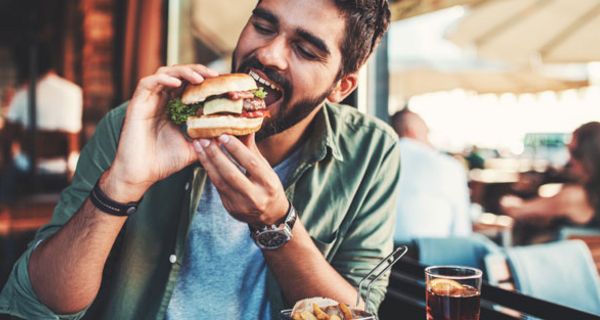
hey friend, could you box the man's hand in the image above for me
[106,65,218,202]
[193,134,362,308]
[193,133,289,225]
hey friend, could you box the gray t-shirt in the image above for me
[166,147,301,319]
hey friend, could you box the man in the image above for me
[0,1,399,319]
[391,108,472,244]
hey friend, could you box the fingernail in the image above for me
[199,139,210,148]
[193,140,203,153]
[218,135,230,144]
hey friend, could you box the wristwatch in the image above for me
[249,201,297,250]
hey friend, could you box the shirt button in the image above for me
[184,182,190,191]
[169,254,177,264]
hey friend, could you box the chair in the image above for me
[558,226,600,275]
[485,240,600,315]
[558,225,600,240]
[415,234,502,278]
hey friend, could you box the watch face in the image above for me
[256,229,292,249]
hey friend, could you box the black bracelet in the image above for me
[90,181,141,217]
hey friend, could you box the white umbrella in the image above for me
[187,0,487,55]
[391,68,589,98]
[190,0,254,55]
[448,0,600,65]
[390,0,485,20]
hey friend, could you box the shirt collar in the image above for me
[301,102,344,164]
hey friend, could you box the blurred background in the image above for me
[1,0,600,317]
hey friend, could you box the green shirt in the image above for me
[0,102,401,320]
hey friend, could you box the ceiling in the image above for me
[389,0,486,21]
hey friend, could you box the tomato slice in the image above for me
[242,110,271,118]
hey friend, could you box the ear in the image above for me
[327,72,358,103]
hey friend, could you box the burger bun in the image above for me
[186,115,263,139]
[182,73,258,104]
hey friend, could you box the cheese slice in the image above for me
[203,98,243,115]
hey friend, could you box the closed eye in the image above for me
[253,21,275,35]
[294,44,319,60]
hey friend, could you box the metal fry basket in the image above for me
[280,246,408,320]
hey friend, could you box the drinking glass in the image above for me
[425,266,482,320]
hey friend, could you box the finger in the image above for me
[239,133,258,152]
[217,134,270,181]
[188,64,219,78]
[132,74,182,103]
[168,83,188,100]
[240,133,269,166]
[194,139,254,192]
[157,65,205,85]
[193,140,230,191]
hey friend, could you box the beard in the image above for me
[256,90,332,140]
[232,53,334,141]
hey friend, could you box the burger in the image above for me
[167,73,269,138]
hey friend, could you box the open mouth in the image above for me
[248,70,283,106]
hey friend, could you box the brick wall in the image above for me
[80,0,116,139]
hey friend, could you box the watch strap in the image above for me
[90,181,141,217]
[249,200,297,244]
[250,201,296,232]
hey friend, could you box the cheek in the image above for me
[234,27,254,59]
[291,66,337,93]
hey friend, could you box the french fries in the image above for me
[290,302,354,320]
[339,302,353,320]
[313,303,330,320]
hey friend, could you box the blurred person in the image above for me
[0,43,82,203]
[391,108,472,244]
[1,86,16,114]
[501,122,600,228]
[0,1,399,319]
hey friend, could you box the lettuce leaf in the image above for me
[167,98,202,125]
[254,87,268,99]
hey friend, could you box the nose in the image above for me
[255,35,288,71]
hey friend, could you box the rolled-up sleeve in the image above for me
[332,137,401,312]
[0,230,87,320]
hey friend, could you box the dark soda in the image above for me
[426,284,480,320]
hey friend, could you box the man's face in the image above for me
[232,0,347,139]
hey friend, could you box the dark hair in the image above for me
[334,0,391,77]
[572,122,600,212]
[390,107,413,137]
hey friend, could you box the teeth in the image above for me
[249,70,280,92]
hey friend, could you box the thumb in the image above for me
[240,132,270,165]
[240,133,259,153]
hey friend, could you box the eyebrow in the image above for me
[252,8,278,26]
[297,28,331,57]
[252,7,331,57]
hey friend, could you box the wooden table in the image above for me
[379,258,600,320]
